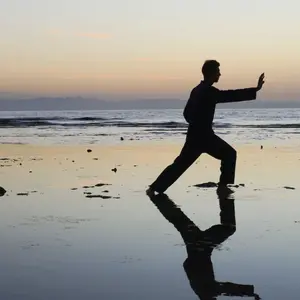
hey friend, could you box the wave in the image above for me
[0,117,187,128]
[235,123,300,128]
[0,117,121,127]
[1,117,300,130]
[72,117,117,121]
[0,119,53,127]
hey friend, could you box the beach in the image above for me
[3,0,300,297]
[1,141,300,299]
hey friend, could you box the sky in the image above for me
[1,0,300,101]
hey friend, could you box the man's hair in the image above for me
[202,60,220,77]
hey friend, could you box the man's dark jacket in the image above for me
[183,81,257,134]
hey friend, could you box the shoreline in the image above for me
[1,141,300,154]
[1,141,299,191]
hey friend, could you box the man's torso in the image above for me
[184,81,219,135]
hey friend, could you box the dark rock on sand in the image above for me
[17,192,29,196]
[82,185,94,189]
[261,145,263,150]
[85,194,112,199]
[120,137,124,141]
[193,182,218,188]
[83,183,111,189]
[71,188,78,190]
[84,192,92,195]
[94,183,111,187]
[93,158,98,160]
[193,182,244,189]
[111,167,117,173]
[229,184,245,188]
[284,186,295,190]
[103,190,109,193]
[87,149,92,153]
[0,186,7,196]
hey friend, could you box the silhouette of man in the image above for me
[147,60,265,196]
[148,192,261,300]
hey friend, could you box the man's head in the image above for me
[202,60,221,84]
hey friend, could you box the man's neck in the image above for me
[202,79,214,86]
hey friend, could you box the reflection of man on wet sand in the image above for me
[148,193,261,300]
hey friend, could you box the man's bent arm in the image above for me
[216,87,257,103]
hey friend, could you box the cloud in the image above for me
[135,57,153,62]
[47,29,64,36]
[48,29,110,39]
[76,32,110,39]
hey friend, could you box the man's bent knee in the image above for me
[230,149,237,161]
[222,147,236,162]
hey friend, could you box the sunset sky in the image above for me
[1,0,300,101]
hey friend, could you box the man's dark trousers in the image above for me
[150,128,236,193]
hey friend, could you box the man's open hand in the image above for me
[257,73,265,91]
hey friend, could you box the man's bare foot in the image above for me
[217,184,234,197]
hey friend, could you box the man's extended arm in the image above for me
[216,87,257,103]
[216,73,265,104]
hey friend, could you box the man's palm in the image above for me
[257,73,265,90]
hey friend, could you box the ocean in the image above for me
[0,108,300,146]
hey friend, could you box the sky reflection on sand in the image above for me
[1,185,300,299]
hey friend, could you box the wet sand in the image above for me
[1,142,300,299]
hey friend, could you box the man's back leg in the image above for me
[148,139,202,194]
